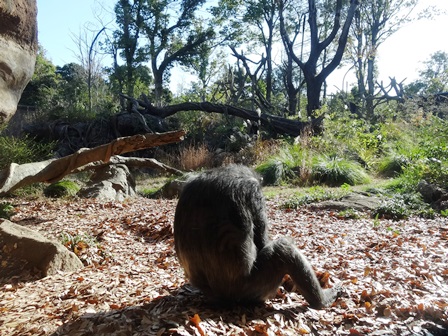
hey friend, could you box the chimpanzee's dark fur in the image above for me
[174,165,341,308]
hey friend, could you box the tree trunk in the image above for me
[153,68,164,107]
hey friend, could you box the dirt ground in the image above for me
[0,196,447,335]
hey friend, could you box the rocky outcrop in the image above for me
[417,180,448,211]
[0,220,83,278]
[78,164,137,201]
[310,192,383,212]
[0,0,38,124]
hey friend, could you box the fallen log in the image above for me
[123,94,324,137]
[0,130,185,196]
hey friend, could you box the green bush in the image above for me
[311,155,370,186]
[255,142,312,186]
[373,198,410,220]
[0,135,55,169]
[256,160,286,186]
[0,202,15,219]
[377,154,409,177]
[372,193,433,220]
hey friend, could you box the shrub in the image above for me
[179,143,213,171]
[311,155,370,186]
[373,198,410,220]
[377,154,409,177]
[0,135,55,169]
[372,193,433,220]
[255,142,312,186]
[256,160,286,186]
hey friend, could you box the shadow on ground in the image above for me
[50,284,307,336]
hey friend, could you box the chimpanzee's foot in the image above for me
[310,284,344,309]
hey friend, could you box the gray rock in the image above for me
[152,172,198,199]
[417,180,444,203]
[311,192,382,212]
[0,0,38,124]
[0,220,83,277]
[78,164,136,201]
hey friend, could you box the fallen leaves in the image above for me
[0,197,447,335]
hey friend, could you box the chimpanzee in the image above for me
[173,165,342,308]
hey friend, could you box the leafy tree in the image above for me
[142,0,215,106]
[232,0,281,107]
[185,43,222,102]
[109,0,214,107]
[110,0,148,103]
[407,51,448,95]
[349,0,418,119]
[19,47,61,116]
[279,0,359,118]
[56,63,89,114]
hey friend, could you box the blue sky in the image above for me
[36,0,448,93]
[37,0,115,66]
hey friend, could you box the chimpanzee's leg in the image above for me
[245,238,342,309]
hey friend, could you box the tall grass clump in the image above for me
[179,143,213,171]
[377,154,410,177]
[256,160,287,186]
[311,154,370,186]
[255,141,312,185]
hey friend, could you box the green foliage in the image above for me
[311,155,370,186]
[377,154,409,177]
[0,202,15,219]
[389,117,448,190]
[43,180,80,198]
[255,141,310,185]
[139,187,160,198]
[256,160,286,186]
[373,214,380,227]
[19,47,61,113]
[10,183,47,198]
[0,135,55,170]
[406,50,448,95]
[373,197,410,220]
[372,192,433,220]
[441,209,448,217]
[337,208,362,219]
[20,46,118,123]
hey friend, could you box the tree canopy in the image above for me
[17,0,444,128]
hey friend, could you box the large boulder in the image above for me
[78,164,137,201]
[0,0,38,125]
[0,220,83,278]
